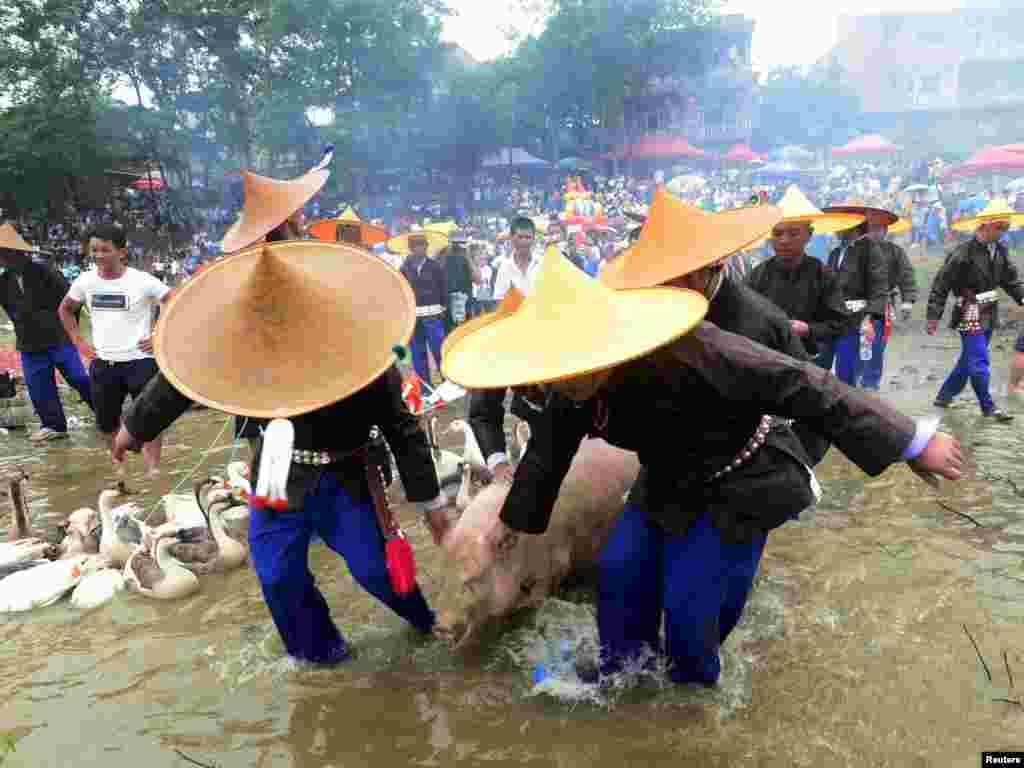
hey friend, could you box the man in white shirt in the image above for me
[59,224,172,474]
[492,216,540,299]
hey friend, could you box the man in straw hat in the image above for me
[0,223,93,442]
[926,197,1024,421]
[110,158,451,666]
[746,186,853,361]
[822,200,917,391]
[391,228,449,387]
[441,246,963,686]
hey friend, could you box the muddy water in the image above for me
[2,318,1024,767]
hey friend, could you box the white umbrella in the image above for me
[666,174,707,196]
[1005,178,1024,193]
[903,184,930,193]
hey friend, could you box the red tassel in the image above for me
[385,532,417,595]
[884,303,893,342]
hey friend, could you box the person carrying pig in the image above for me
[441,246,963,688]
[109,155,450,666]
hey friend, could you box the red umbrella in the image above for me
[722,143,763,162]
[613,135,707,159]
[943,146,1024,178]
[131,178,165,191]
[832,134,903,155]
[1000,143,1024,154]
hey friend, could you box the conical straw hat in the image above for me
[440,287,524,361]
[775,185,864,234]
[386,229,449,257]
[424,221,459,236]
[221,150,332,253]
[308,205,388,247]
[600,188,781,289]
[441,246,708,388]
[887,218,911,235]
[154,240,415,417]
[822,197,898,227]
[952,197,1024,232]
[0,223,39,253]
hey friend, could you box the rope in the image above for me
[141,413,234,516]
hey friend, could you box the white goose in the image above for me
[447,419,489,472]
[58,507,100,558]
[97,485,153,567]
[427,416,464,488]
[159,480,247,575]
[0,554,100,612]
[70,556,125,610]
[224,461,252,500]
[123,533,200,600]
[455,463,475,513]
[0,471,58,568]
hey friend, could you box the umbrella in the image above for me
[722,143,763,162]
[903,184,930,193]
[944,146,1024,178]
[666,174,707,196]
[131,178,164,191]
[558,157,589,170]
[1005,178,1024,193]
[833,134,903,156]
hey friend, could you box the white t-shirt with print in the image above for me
[67,268,171,362]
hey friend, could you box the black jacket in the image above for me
[400,256,447,314]
[827,237,889,322]
[0,258,74,353]
[746,254,850,356]
[926,238,1024,330]
[125,367,440,508]
[878,240,917,304]
[500,322,916,543]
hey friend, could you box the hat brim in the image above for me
[308,218,388,246]
[779,213,865,235]
[888,218,911,235]
[600,202,781,290]
[952,212,1024,232]
[440,287,524,361]
[386,231,449,256]
[221,168,329,253]
[0,224,40,253]
[442,287,707,388]
[154,240,415,417]
[822,205,899,227]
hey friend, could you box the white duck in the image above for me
[97,484,152,567]
[123,533,200,600]
[70,556,125,610]
[426,416,464,488]
[0,554,99,612]
[447,419,489,472]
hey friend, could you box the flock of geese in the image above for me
[0,414,529,615]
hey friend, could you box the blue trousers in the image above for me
[597,504,766,686]
[20,342,93,432]
[249,471,434,665]
[410,317,446,385]
[815,327,862,386]
[858,319,887,391]
[936,330,994,414]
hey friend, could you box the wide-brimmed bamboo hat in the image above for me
[441,246,708,388]
[774,186,865,234]
[952,197,1024,232]
[221,148,333,253]
[599,188,781,289]
[440,288,524,361]
[0,223,39,253]
[385,228,449,257]
[154,240,415,417]
[822,197,899,227]
[308,206,388,247]
[888,218,911,235]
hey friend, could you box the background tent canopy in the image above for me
[481,148,550,167]
[833,133,903,155]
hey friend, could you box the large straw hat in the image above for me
[441,246,708,388]
[888,218,911,235]
[822,197,899,227]
[308,206,388,247]
[774,186,865,234]
[221,149,333,252]
[386,228,449,257]
[154,240,415,417]
[0,223,39,253]
[952,197,1024,232]
[600,188,781,289]
[440,288,524,360]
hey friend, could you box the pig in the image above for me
[433,437,640,647]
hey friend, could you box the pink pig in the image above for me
[433,437,640,647]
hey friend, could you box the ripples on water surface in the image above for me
[4,318,1024,767]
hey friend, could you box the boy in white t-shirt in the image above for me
[59,224,172,474]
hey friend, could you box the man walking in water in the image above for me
[58,224,172,473]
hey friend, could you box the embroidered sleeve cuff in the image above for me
[487,452,509,471]
[419,494,447,514]
[901,417,939,461]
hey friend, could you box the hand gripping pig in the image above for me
[433,436,640,647]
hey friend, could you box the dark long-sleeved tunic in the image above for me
[746,254,850,356]
[0,258,76,353]
[878,240,917,304]
[826,237,889,323]
[926,238,1024,330]
[125,367,440,507]
[499,322,916,543]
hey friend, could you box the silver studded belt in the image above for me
[709,415,772,482]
